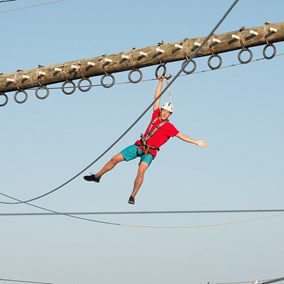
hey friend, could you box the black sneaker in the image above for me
[128,196,135,205]
[83,174,101,183]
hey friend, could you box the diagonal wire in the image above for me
[0,278,53,284]
[0,0,239,205]
[0,0,16,3]
[0,0,65,14]
[262,277,284,284]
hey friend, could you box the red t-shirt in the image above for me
[135,109,179,158]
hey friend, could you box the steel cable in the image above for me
[0,191,284,229]
[0,0,65,14]
[1,209,284,217]
[0,277,53,284]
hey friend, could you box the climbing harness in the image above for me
[136,73,172,155]
[135,117,168,155]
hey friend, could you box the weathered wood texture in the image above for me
[0,22,283,93]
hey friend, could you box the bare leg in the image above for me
[130,162,149,198]
[95,153,124,178]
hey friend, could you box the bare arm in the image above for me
[176,132,208,148]
[153,76,163,111]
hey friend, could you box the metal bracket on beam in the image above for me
[269,27,278,33]
[174,44,183,49]
[137,51,147,60]
[121,55,130,60]
[172,43,183,54]
[232,34,240,40]
[120,54,130,64]
[37,71,46,79]
[155,47,165,54]
[21,75,30,83]
[87,61,95,66]
[104,58,112,64]
[212,38,221,44]
[70,65,79,71]
[250,30,259,36]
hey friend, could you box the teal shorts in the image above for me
[120,145,153,166]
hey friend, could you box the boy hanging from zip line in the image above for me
[84,75,208,204]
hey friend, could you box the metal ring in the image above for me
[62,81,76,95]
[207,54,222,70]
[14,90,28,104]
[155,63,167,78]
[238,48,253,64]
[128,69,143,84]
[100,74,115,88]
[78,78,92,92]
[35,86,49,100]
[181,59,197,74]
[263,43,276,60]
[0,93,8,107]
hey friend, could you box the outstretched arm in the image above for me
[176,132,208,148]
[153,75,163,111]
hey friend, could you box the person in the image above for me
[83,75,208,204]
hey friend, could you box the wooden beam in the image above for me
[0,22,283,93]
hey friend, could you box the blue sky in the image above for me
[0,0,284,283]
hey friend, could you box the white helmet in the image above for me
[161,102,174,113]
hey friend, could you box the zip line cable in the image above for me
[0,191,284,229]
[0,0,16,3]
[0,0,65,14]
[215,278,284,284]
[0,278,53,284]
[216,280,268,284]
[0,0,240,206]
[1,209,284,217]
[262,277,284,284]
